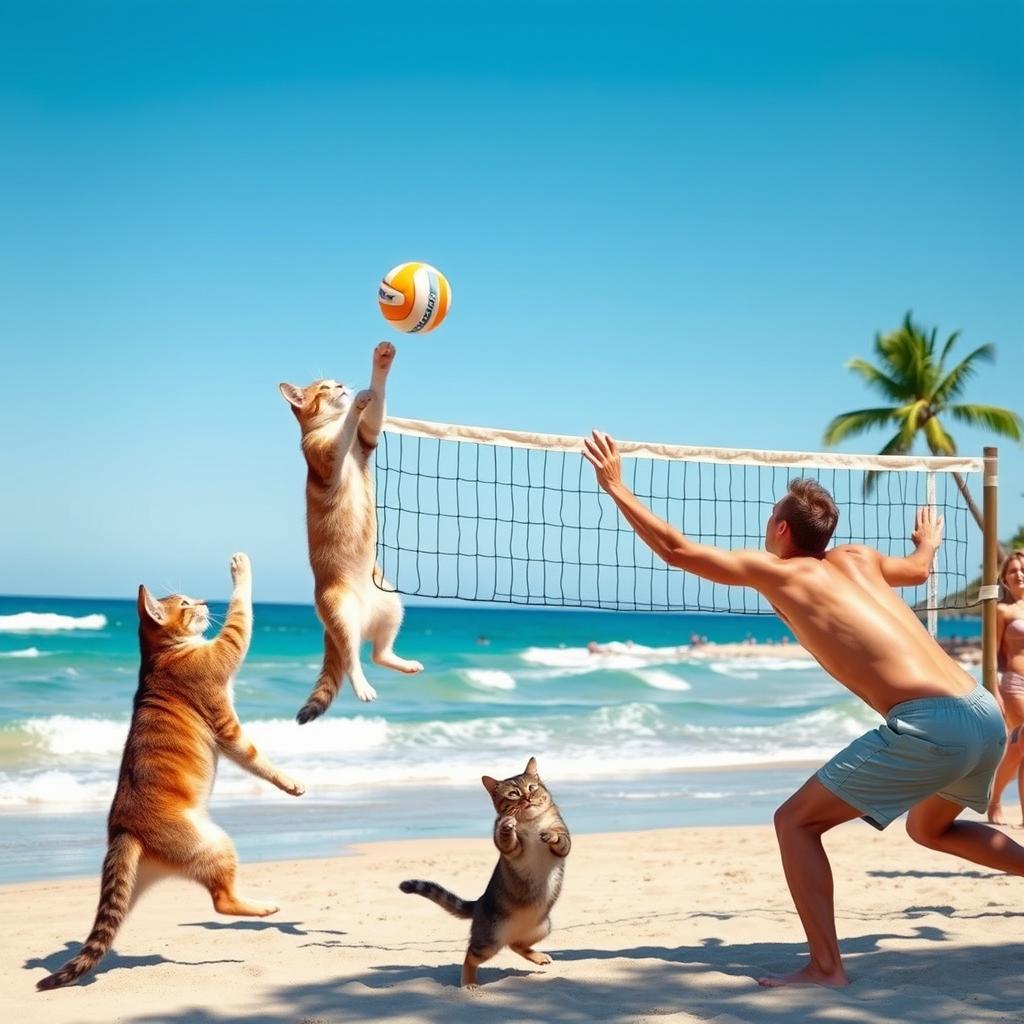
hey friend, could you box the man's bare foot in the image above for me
[988,803,1008,825]
[757,964,850,989]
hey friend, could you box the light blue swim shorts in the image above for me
[817,685,1005,830]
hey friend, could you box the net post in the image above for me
[982,447,999,696]
[926,472,938,637]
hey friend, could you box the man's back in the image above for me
[764,545,975,714]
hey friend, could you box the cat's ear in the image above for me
[278,382,306,410]
[524,756,539,777]
[137,585,165,625]
[481,775,499,795]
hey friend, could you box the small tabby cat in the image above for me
[400,757,570,988]
[36,553,304,991]
[279,341,422,721]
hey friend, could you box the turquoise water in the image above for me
[0,595,980,882]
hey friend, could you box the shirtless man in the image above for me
[583,430,1016,988]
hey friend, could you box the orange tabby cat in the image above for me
[36,553,304,991]
[279,341,422,721]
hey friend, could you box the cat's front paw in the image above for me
[499,816,517,833]
[354,389,374,414]
[374,341,396,374]
[280,777,305,797]
[230,552,252,585]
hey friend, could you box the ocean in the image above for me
[0,595,981,883]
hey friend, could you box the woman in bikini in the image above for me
[986,550,1024,825]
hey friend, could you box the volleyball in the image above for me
[377,262,452,334]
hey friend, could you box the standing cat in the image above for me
[400,757,570,988]
[36,553,304,991]
[279,340,422,721]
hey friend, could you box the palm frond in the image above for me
[877,320,931,395]
[932,344,996,404]
[938,329,963,367]
[844,359,909,402]
[895,400,929,449]
[822,407,899,447]
[947,404,1024,441]
[923,415,956,455]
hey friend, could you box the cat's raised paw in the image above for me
[374,341,396,373]
[354,389,374,413]
[281,778,305,797]
[499,816,517,832]
[230,552,251,582]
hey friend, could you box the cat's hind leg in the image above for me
[299,591,373,719]
[369,587,423,675]
[510,918,553,966]
[326,591,377,703]
[185,817,278,917]
[461,942,500,989]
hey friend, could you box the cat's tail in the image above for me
[296,665,343,723]
[37,833,142,991]
[399,879,476,919]
[296,687,334,724]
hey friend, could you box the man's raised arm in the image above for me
[877,506,943,587]
[582,430,778,589]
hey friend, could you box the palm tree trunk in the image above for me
[953,471,1007,561]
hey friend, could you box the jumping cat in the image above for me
[36,553,304,991]
[400,757,570,988]
[279,341,422,721]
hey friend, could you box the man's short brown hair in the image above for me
[776,479,839,555]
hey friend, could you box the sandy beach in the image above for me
[8,819,1023,1023]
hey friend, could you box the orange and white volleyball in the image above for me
[377,262,452,334]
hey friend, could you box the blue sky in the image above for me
[2,1,1021,603]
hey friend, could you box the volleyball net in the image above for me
[374,417,988,617]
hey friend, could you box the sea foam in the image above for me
[630,669,691,691]
[462,669,517,691]
[0,612,107,633]
[521,644,689,671]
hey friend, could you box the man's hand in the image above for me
[582,430,623,493]
[911,506,944,550]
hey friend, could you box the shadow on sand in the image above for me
[178,919,348,938]
[112,927,1024,1023]
[24,942,243,988]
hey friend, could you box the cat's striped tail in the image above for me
[296,685,335,724]
[36,833,142,991]
[399,879,476,919]
[296,664,343,723]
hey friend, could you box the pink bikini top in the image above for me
[1005,619,1024,663]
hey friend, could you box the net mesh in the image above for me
[374,422,983,615]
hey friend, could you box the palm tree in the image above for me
[823,312,1022,533]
